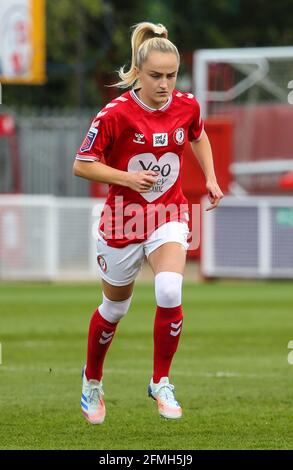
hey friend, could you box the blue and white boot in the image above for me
[148,377,182,419]
[81,367,106,424]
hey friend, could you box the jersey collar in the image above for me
[130,89,172,112]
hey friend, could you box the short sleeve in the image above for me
[75,115,113,162]
[188,98,204,142]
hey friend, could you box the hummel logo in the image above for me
[133,133,145,144]
[170,320,182,337]
[99,331,114,345]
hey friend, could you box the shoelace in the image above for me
[89,385,104,404]
[156,384,179,407]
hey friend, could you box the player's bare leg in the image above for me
[81,280,134,424]
[147,241,186,276]
[147,242,186,419]
[101,279,135,301]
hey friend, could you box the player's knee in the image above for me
[155,271,183,308]
[99,292,132,323]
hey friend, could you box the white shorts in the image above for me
[96,221,189,286]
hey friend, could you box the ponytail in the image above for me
[112,22,179,89]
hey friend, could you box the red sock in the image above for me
[85,308,118,381]
[153,305,183,383]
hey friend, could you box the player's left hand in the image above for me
[205,181,224,211]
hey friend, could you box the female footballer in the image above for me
[74,21,223,424]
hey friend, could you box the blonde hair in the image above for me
[112,22,180,89]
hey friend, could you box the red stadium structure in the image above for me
[181,118,232,257]
[0,113,21,194]
[194,47,293,197]
[279,171,293,190]
[0,113,23,269]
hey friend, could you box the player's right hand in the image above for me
[126,170,159,193]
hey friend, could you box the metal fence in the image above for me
[15,109,96,197]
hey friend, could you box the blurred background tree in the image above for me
[4,0,293,109]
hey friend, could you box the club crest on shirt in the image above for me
[173,128,185,145]
[153,133,168,147]
[80,127,98,152]
[97,255,107,273]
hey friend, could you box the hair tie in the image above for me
[154,32,164,38]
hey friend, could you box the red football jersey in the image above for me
[76,89,204,247]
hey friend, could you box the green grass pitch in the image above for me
[0,280,292,450]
